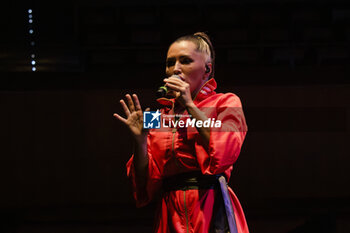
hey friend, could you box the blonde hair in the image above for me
[174,32,215,78]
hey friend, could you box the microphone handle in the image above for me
[156,86,168,98]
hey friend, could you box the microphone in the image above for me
[156,74,181,98]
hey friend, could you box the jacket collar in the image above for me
[193,78,217,104]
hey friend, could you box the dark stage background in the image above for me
[1,0,349,232]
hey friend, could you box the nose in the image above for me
[173,61,182,75]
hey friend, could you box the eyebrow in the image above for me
[166,57,175,62]
[166,55,192,62]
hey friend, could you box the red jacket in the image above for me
[127,78,249,233]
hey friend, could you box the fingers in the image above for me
[125,94,135,112]
[113,113,127,124]
[164,77,183,86]
[114,94,143,122]
[120,99,131,117]
[164,77,188,92]
[132,94,142,111]
[164,82,181,92]
[121,94,140,115]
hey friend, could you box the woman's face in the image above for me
[166,40,209,96]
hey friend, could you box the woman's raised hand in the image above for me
[113,94,149,142]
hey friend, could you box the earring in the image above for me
[205,65,210,73]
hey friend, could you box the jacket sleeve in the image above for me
[126,134,162,207]
[194,93,247,178]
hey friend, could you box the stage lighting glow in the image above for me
[28,8,37,72]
